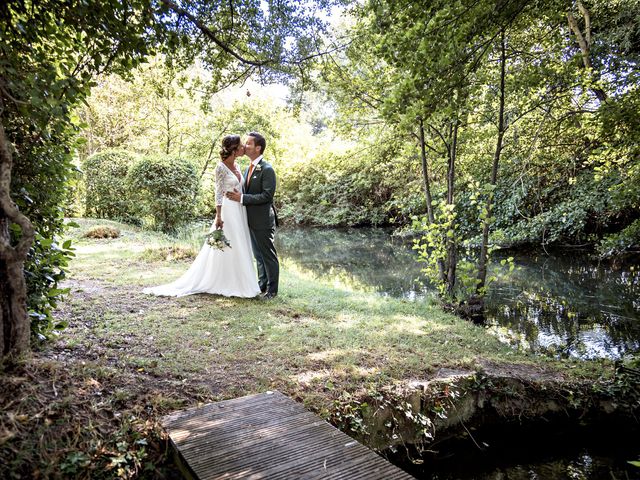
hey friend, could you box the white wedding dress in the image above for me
[143,163,261,298]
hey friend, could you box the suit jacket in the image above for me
[243,159,277,230]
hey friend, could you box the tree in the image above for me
[127,155,200,232]
[344,0,527,305]
[78,57,210,159]
[567,0,608,102]
[476,28,507,297]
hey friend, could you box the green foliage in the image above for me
[490,170,618,247]
[598,220,640,257]
[590,89,640,256]
[278,129,421,227]
[591,355,640,420]
[311,0,640,307]
[10,136,80,343]
[1,0,340,349]
[279,152,390,226]
[78,67,315,218]
[25,233,74,342]
[83,150,136,221]
[412,202,456,298]
[127,155,200,233]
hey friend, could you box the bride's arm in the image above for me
[215,205,223,229]
[214,165,224,228]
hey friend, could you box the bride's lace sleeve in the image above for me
[214,163,225,206]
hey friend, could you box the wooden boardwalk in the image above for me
[162,391,415,479]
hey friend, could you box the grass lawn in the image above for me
[60,219,587,400]
[1,218,619,479]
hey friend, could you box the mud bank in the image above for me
[329,364,639,454]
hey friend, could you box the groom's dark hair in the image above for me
[248,132,266,154]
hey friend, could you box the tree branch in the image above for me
[159,0,269,67]
[567,12,591,68]
[567,4,607,102]
[0,119,35,261]
[426,122,450,153]
[577,1,591,46]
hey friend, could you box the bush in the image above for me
[278,150,413,227]
[83,150,136,221]
[10,128,77,343]
[83,225,121,239]
[127,155,200,233]
[598,219,640,257]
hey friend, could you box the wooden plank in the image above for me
[174,410,315,451]
[166,392,297,429]
[162,391,414,480]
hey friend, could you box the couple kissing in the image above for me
[144,132,279,299]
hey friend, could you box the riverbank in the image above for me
[1,218,637,478]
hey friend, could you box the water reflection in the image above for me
[484,250,640,359]
[276,227,640,360]
[276,227,433,299]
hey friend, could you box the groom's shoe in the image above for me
[261,292,277,300]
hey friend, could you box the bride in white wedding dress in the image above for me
[143,135,261,298]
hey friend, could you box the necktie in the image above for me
[247,163,255,186]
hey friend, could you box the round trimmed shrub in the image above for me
[83,150,136,220]
[127,155,200,233]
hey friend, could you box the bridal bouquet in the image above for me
[205,229,231,250]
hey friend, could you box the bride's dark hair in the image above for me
[220,134,241,160]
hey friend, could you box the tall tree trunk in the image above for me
[165,107,171,154]
[477,28,507,295]
[0,117,34,358]
[418,119,435,224]
[445,121,458,297]
[418,118,446,282]
[567,1,607,102]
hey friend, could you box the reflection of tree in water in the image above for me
[276,228,431,298]
[277,228,640,359]
[485,250,640,359]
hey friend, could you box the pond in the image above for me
[275,227,640,360]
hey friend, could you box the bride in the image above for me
[143,135,261,298]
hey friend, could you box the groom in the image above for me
[226,132,279,298]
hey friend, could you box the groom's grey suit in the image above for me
[242,158,279,296]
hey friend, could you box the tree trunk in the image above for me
[0,216,7,352]
[165,106,171,154]
[567,2,607,102]
[0,117,34,358]
[418,118,446,282]
[418,119,435,224]
[477,28,507,295]
[445,121,458,297]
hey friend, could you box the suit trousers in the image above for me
[249,227,279,295]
